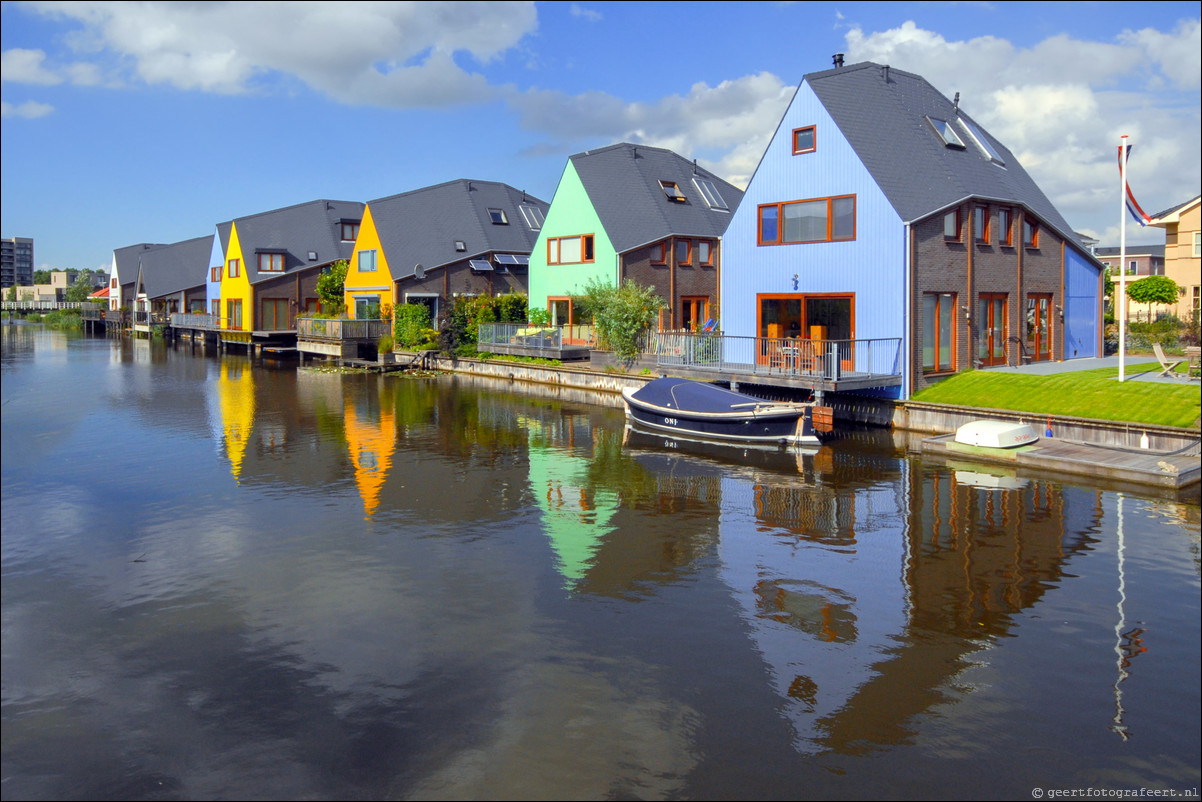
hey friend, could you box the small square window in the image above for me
[660,181,686,202]
[650,242,666,265]
[341,222,360,241]
[792,126,816,154]
[454,240,466,252]
[927,116,965,149]
[488,208,508,225]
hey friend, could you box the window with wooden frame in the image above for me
[547,234,595,265]
[210,267,220,283]
[227,258,240,278]
[792,125,816,154]
[697,240,714,266]
[650,242,667,265]
[259,252,285,272]
[675,239,692,265]
[660,181,687,202]
[943,210,962,241]
[998,208,1014,247]
[923,292,956,374]
[341,221,360,241]
[1023,218,1039,248]
[488,208,509,225]
[973,206,990,244]
[758,195,856,245]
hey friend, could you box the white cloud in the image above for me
[0,99,55,118]
[570,4,603,23]
[28,0,538,104]
[844,20,1201,243]
[508,73,795,187]
[1,48,63,85]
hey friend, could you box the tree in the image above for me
[315,259,348,316]
[65,271,94,303]
[576,278,665,363]
[33,269,52,284]
[1126,276,1179,320]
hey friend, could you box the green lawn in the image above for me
[911,362,1201,429]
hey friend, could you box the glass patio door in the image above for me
[1026,294,1052,362]
[977,294,1008,367]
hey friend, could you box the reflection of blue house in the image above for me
[721,61,1103,399]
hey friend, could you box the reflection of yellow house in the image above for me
[344,396,396,520]
[344,204,396,319]
[1148,195,1201,320]
[523,416,616,588]
[217,360,255,482]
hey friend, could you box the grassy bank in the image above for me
[911,362,1201,429]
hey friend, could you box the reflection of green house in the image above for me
[524,417,617,587]
[528,142,743,333]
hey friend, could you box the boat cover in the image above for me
[629,377,774,413]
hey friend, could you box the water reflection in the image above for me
[2,328,1198,800]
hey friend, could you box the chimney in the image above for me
[882,65,890,82]
[954,92,960,114]
[833,53,844,68]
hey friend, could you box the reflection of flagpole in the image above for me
[1118,137,1128,383]
[1111,492,1128,740]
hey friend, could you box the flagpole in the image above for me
[1118,136,1128,383]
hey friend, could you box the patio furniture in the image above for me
[1185,346,1200,379]
[1152,343,1186,379]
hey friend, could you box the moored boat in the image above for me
[621,377,831,445]
[953,419,1039,448]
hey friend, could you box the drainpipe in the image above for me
[904,223,913,400]
[966,204,974,369]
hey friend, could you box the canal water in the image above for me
[2,325,1199,801]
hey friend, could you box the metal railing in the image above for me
[297,317,391,341]
[170,313,219,329]
[2,300,105,312]
[654,332,903,383]
[133,310,169,326]
[478,323,598,351]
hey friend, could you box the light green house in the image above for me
[529,142,743,332]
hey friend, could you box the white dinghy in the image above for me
[954,420,1039,449]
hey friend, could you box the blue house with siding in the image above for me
[721,61,1103,400]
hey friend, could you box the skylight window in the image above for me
[488,208,509,225]
[660,181,687,202]
[519,205,545,230]
[692,177,729,211]
[959,117,1005,166]
[926,116,965,149]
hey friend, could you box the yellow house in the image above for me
[344,203,396,318]
[1148,195,1201,321]
[343,179,548,324]
[214,199,365,334]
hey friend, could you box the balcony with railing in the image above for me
[169,312,219,329]
[651,332,903,391]
[477,322,594,360]
[297,317,393,359]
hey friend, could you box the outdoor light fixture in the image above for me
[962,305,971,323]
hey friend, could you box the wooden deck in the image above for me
[921,433,1201,489]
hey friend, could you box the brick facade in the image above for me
[395,255,528,327]
[622,236,719,329]
[911,201,1068,394]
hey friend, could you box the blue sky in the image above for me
[2,1,1199,272]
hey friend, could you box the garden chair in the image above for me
[1152,343,1185,379]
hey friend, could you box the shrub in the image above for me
[576,278,664,362]
[394,303,432,348]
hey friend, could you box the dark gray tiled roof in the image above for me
[1094,245,1165,258]
[139,235,211,298]
[806,62,1081,247]
[569,143,743,253]
[224,199,364,284]
[365,180,549,279]
[113,243,164,284]
[1149,194,1200,221]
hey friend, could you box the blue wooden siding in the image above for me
[206,230,223,313]
[721,81,906,351]
[1064,247,1100,359]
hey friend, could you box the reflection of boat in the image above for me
[623,425,821,478]
[622,377,829,446]
[954,420,1039,448]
